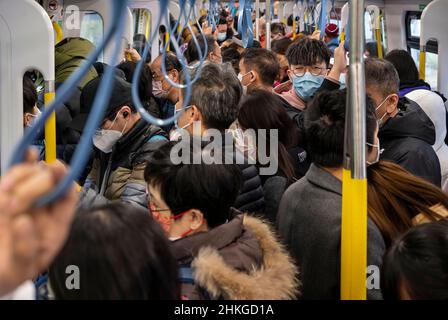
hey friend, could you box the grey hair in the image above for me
[365,58,400,97]
[181,62,242,131]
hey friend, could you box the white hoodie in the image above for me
[406,89,448,191]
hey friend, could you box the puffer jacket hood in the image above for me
[379,97,436,146]
[55,37,98,88]
[173,214,300,300]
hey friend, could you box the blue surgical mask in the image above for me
[339,73,347,90]
[292,72,325,101]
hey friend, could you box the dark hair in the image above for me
[23,75,37,114]
[271,22,286,36]
[305,90,377,167]
[367,160,448,247]
[365,58,400,97]
[144,141,243,228]
[381,219,448,300]
[365,41,385,59]
[238,90,299,180]
[49,203,179,299]
[286,38,331,67]
[218,16,227,25]
[272,38,293,55]
[385,49,420,85]
[163,52,182,72]
[185,35,217,64]
[181,62,241,131]
[241,48,280,86]
[222,47,241,74]
[117,61,153,103]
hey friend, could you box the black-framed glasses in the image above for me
[291,66,330,77]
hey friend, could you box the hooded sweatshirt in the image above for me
[405,89,448,191]
[379,98,441,187]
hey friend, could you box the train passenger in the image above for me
[271,38,293,86]
[217,15,233,45]
[117,61,161,120]
[184,35,222,65]
[144,141,299,300]
[237,90,310,224]
[381,220,448,300]
[323,23,340,57]
[271,22,287,41]
[49,203,179,300]
[23,76,45,160]
[273,37,345,113]
[238,48,280,95]
[367,160,448,248]
[0,152,77,299]
[385,49,448,191]
[364,58,442,187]
[73,76,167,210]
[150,53,182,133]
[277,90,385,300]
[53,37,99,164]
[222,46,241,74]
[175,62,265,214]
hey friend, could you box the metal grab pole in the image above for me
[255,0,260,41]
[341,0,367,300]
[266,0,272,50]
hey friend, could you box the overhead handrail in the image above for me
[238,0,254,48]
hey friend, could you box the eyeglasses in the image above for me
[291,65,329,77]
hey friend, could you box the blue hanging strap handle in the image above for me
[9,0,129,207]
[132,0,201,129]
[344,18,350,51]
[318,0,327,40]
[238,0,254,48]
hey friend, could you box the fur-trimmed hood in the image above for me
[189,215,300,300]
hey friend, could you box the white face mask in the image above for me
[93,113,128,153]
[238,72,252,95]
[26,109,42,128]
[376,95,393,128]
[366,140,384,166]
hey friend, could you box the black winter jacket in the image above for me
[379,98,441,186]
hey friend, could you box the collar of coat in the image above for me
[171,214,300,300]
[305,163,342,196]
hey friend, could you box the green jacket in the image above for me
[55,37,98,89]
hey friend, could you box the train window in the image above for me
[365,11,374,41]
[80,11,104,61]
[406,11,438,89]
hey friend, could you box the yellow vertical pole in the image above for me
[165,32,170,51]
[375,15,383,58]
[375,29,383,58]
[52,21,63,44]
[341,0,367,300]
[44,81,56,163]
[419,46,426,80]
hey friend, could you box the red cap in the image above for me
[325,23,339,37]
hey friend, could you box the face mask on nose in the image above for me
[292,72,325,101]
[217,32,227,42]
[93,113,128,153]
[238,71,252,95]
[152,79,168,99]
